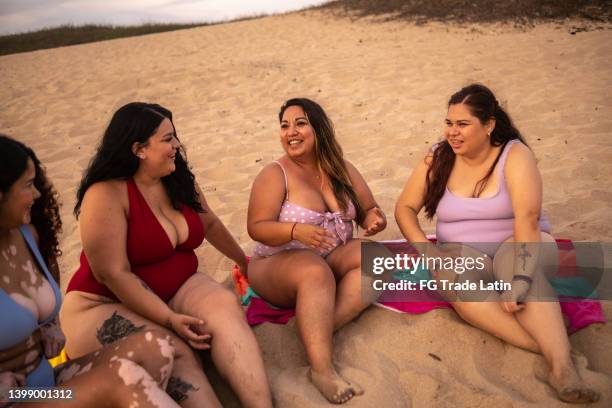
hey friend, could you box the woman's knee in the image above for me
[117,330,176,379]
[298,261,336,290]
[196,287,243,319]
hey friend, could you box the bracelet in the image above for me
[512,274,533,285]
[290,222,297,240]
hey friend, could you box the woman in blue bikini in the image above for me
[0,135,180,407]
[247,98,387,404]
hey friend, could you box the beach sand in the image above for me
[1,9,611,407]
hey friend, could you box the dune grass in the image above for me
[1,1,610,56]
[317,0,612,25]
[0,23,215,56]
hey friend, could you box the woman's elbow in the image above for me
[247,222,260,242]
[394,203,403,221]
[91,267,122,286]
[515,211,541,231]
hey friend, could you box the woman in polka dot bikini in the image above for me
[247,98,386,404]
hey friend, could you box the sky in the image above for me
[0,0,331,35]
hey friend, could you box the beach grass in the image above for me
[318,0,612,25]
[1,1,610,57]
[0,23,213,56]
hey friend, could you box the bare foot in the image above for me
[309,368,355,404]
[548,365,600,403]
[336,365,364,396]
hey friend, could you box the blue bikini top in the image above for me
[0,225,62,349]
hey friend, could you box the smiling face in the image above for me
[0,158,40,228]
[280,105,317,159]
[444,103,494,155]
[135,118,180,177]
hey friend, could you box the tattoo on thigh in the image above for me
[167,376,199,403]
[96,311,145,345]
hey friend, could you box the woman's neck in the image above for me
[133,168,162,188]
[457,143,498,167]
[288,154,319,172]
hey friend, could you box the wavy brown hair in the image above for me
[279,98,366,225]
[0,135,62,283]
[423,84,528,219]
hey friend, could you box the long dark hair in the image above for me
[279,98,366,225]
[0,135,62,283]
[74,102,203,216]
[423,84,528,219]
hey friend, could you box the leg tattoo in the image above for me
[96,311,145,345]
[167,376,198,403]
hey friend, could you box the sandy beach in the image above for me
[1,9,611,407]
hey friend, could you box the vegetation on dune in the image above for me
[317,0,612,25]
[1,1,610,56]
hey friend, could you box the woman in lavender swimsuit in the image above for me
[247,98,387,404]
[395,84,599,403]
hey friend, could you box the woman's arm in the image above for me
[80,181,208,348]
[345,161,386,235]
[195,183,247,270]
[395,153,432,244]
[247,163,293,246]
[503,143,544,311]
[24,224,65,358]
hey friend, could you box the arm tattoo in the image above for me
[518,243,532,271]
[138,278,153,292]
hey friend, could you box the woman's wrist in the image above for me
[290,222,297,241]
[234,253,248,267]
[163,308,174,329]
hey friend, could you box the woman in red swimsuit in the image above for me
[61,103,272,408]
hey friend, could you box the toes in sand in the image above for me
[548,367,600,404]
[309,368,357,404]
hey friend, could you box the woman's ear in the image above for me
[487,118,496,136]
[131,142,146,160]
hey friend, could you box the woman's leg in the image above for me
[47,330,179,408]
[249,250,358,404]
[325,239,379,331]
[491,233,599,403]
[168,273,272,408]
[430,243,540,351]
[60,292,221,407]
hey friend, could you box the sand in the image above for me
[1,9,611,407]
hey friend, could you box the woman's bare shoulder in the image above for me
[82,180,128,209]
[256,161,285,183]
[506,141,537,167]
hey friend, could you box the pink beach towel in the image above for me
[232,240,605,333]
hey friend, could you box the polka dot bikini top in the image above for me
[253,161,356,258]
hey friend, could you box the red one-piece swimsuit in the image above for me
[67,179,205,303]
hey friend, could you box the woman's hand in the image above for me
[500,280,531,313]
[292,223,337,252]
[40,318,66,358]
[363,206,387,236]
[167,312,211,350]
[236,256,249,278]
[1,371,25,401]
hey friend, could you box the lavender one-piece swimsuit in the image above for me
[435,139,551,257]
